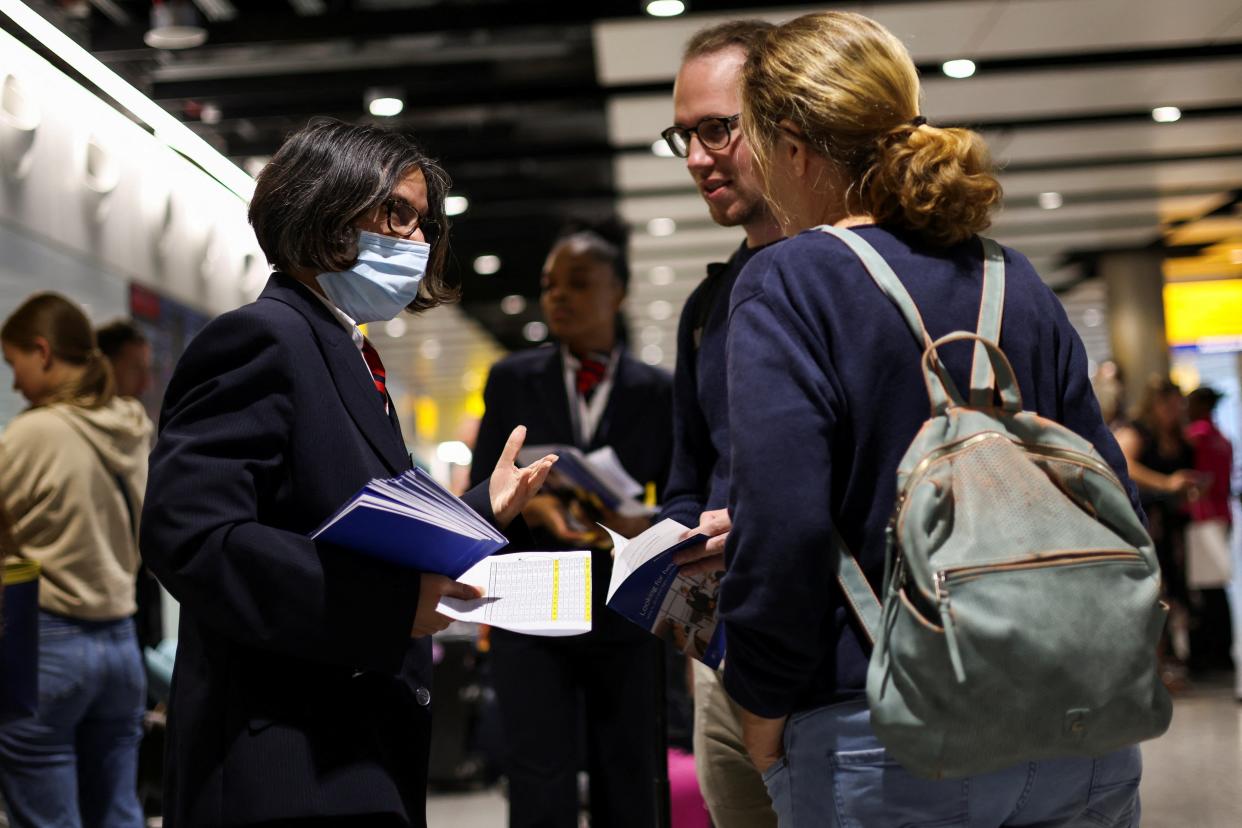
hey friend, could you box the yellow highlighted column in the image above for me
[551,559,560,621]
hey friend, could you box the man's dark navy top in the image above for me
[719,225,1143,719]
[658,241,765,529]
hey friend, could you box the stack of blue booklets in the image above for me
[311,468,507,579]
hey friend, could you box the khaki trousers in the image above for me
[692,660,778,828]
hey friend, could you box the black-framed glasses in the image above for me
[385,198,439,245]
[660,114,740,158]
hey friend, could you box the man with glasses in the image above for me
[656,20,783,828]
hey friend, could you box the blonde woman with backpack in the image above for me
[0,292,152,828]
[718,12,1163,827]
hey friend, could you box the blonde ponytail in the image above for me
[860,122,1002,246]
[741,11,1002,247]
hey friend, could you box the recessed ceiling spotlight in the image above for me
[523,321,549,342]
[645,0,686,17]
[384,317,407,338]
[651,139,675,158]
[445,195,469,216]
[144,0,208,49]
[368,96,403,118]
[647,217,677,237]
[420,338,441,360]
[500,294,527,315]
[1151,106,1181,123]
[473,254,502,275]
[941,59,976,79]
[649,265,675,286]
[649,299,672,321]
[641,344,665,364]
[1038,191,1063,210]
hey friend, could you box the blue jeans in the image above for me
[0,612,146,828]
[762,700,1142,828]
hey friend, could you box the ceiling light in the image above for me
[645,0,685,17]
[651,139,675,158]
[473,254,501,275]
[1082,308,1102,328]
[648,265,674,286]
[368,96,403,118]
[199,102,221,124]
[1151,106,1181,123]
[941,59,976,79]
[445,195,469,216]
[648,299,672,321]
[0,0,253,199]
[384,317,407,338]
[420,338,441,360]
[641,344,664,364]
[461,370,483,392]
[144,0,208,50]
[500,294,526,315]
[1037,191,1063,210]
[523,321,548,342]
[1230,249,1242,265]
[647,217,676,237]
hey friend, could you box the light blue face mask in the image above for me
[316,230,430,324]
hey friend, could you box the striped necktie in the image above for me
[360,338,388,407]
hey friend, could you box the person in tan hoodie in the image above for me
[0,291,152,828]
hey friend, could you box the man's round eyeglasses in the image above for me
[660,114,741,158]
[385,198,439,245]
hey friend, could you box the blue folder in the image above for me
[311,468,507,579]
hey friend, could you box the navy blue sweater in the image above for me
[659,241,766,529]
[720,225,1142,719]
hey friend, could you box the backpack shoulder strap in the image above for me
[969,238,1006,407]
[832,527,881,645]
[816,225,933,350]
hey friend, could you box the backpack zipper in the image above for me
[932,550,1143,685]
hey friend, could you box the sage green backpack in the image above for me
[820,225,1173,780]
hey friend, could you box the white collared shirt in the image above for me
[560,346,619,448]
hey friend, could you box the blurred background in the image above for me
[1,1,1240,826]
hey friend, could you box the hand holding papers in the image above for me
[437,551,592,636]
[603,519,725,667]
[311,468,507,579]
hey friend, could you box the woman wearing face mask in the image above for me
[719,13,1149,826]
[0,293,152,828]
[469,223,673,828]
[140,118,555,828]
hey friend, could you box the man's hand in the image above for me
[411,575,483,637]
[739,707,787,776]
[489,425,556,527]
[523,493,595,545]
[672,508,730,577]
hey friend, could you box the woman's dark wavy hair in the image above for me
[248,117,458,312]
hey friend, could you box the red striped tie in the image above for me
[576,356,607,402]
[360,338,388,405]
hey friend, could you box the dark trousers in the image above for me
[490,627,662,828]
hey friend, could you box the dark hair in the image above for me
[550,218,631,291]
[248,117,457,312]
[683,19,775,60]
[96,319,147,360]
[1,292,114,408]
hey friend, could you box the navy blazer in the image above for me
[141,274,505,826]
[469,345,674,642]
